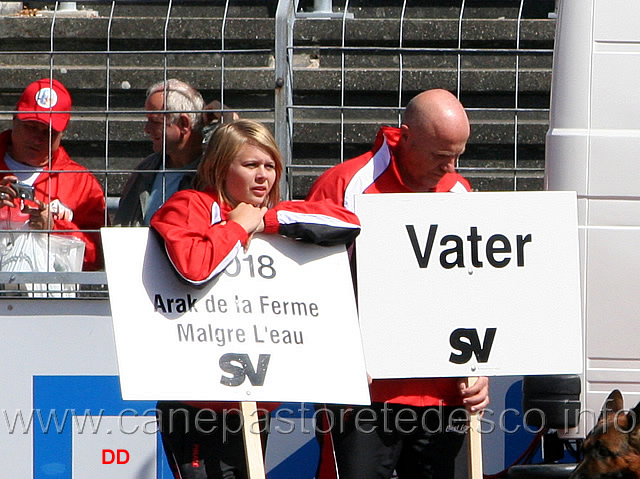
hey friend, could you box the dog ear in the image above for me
[628,401,640,449]
[598,389,624,423]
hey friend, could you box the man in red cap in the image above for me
[0,78,106,270]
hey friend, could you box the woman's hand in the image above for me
[228,202,267,235]
[228,203,268,252]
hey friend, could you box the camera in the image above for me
[11,182,35,202]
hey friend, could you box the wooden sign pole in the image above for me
[466,377,484,479]
[241,401,266,479]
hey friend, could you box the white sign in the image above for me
[355,191,582,379]
[102,228,370,405]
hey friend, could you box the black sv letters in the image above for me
[449,328,497,364]
[219,353,271,387]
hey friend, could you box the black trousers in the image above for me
[324,403,467,479]
[157,401,268,479]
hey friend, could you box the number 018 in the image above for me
[224,255,276,279]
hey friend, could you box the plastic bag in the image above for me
[0,231,85,297]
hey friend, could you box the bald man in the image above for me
[307,89,489,479]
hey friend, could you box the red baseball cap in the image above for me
[16,78,72,132]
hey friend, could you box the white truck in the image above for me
[521,0,640,471]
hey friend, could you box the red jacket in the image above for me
[150,188,361,285]
[0,130,106,271]
[307,126,471,407]
[151,187,361,411]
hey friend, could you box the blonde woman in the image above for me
[150,119,360,479]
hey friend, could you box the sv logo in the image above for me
[449,328,497,364]
[219,353,271,387]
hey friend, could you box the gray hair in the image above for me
[146,79,205,134]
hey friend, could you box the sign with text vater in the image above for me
[102,228,370,405]
[355,191,582,379]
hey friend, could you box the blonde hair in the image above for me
[196,119,282,208]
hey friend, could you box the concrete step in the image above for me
[292,67,550,94]
[20,0,556,20]
[1,9,555,48]
[292,52,552,70]
[0,0,554,198]
[0,66,550,106]
[0,67,277,99]
[0,16,275,48]
[293,18,554,47]
[0,52,274,68]
[298,0,555,20]
[0,115,548,146]
[22,1,277,18]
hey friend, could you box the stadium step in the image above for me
[0,0,556,197]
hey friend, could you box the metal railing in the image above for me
[279,0,555,197]
[0,0,555,296]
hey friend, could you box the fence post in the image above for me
[313,0,333,13]
[0,2,23,14]
[275,0,295,200]
[59,2,77,11]
[297,0,352,19]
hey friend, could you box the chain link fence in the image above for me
[0,0,555,296]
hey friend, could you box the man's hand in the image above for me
[457,376,490,413]
[24,199,53,230]
[0,175,19,208]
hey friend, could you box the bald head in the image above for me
[397,89,470,191]
[403,89,470,138]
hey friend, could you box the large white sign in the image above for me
[355,191,582,379]
[102,228,370,405]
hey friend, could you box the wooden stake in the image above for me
[241,401,266,479]
[466,377,484,479]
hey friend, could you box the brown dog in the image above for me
[570,389,640,478]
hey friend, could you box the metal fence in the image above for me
[281,0,556,197]
[0,0,556,295]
